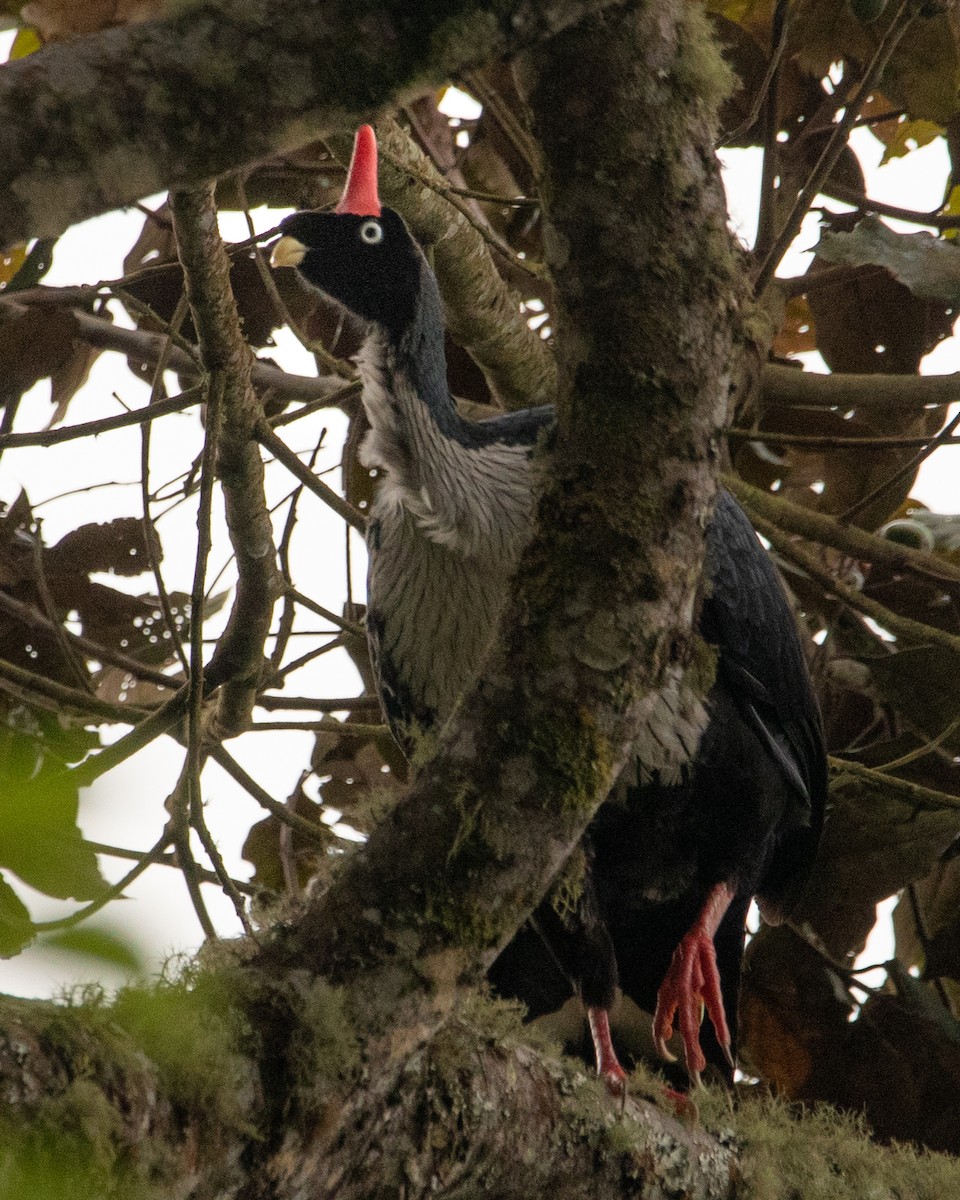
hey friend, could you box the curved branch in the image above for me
[170,185,282,736]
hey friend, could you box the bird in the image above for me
[271,124,826,1090]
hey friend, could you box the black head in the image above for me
[273,207,424,340]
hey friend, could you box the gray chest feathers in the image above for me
[357,336,709,774]
[358,339,537,740]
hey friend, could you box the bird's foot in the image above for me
[587,1006,628,1101]
[652,884,736,1084]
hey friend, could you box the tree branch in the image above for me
[170,185,282,737]
[725,475,960,589]
[760,362,960,409]
[0,0,635,248]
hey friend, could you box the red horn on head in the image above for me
[336,125,382,217]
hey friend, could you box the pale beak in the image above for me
[270,236,307,268]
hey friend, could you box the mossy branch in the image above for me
[0,0,636,248]
[726,475,960,589]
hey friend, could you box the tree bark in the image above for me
[0,0,635,248]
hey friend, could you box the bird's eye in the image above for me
[359,219,384,245]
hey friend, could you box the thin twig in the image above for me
[141,292,191,675]
[32,831,173,933]
[838,405,960,523]
[286,585,365,637]
[271,438,325,673]
[730,428,960,449]
[754,0,918,295]
[905,884,956,1014]
[84,837,256,894]
[830,756,960,810]
[0,655,148,723]
[191,792,258,938]
[209,745,331,844]
[170,767,217,940]
[275,634,348,680]
[377,142,545,279]
[249,721,387,734]
[725,474,960,589]
[269,379,362,428]
[258,422,367,533]
[70,686,190,790]
[877,714,960,771]
[753,511,960,659]
[0,389,203,450]
[29,518,92,694]
[256,694,382,713]
[822,180,960,229]
[0,589,180,690]
[0,388,22,467]
[718,0,790,148]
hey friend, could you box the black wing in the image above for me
[700,490,827,912]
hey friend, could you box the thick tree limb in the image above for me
[0,0,634,248]
[0,991,736,1199]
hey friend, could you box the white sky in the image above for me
[1,80,954,998]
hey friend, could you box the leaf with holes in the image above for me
[47,518,161,578]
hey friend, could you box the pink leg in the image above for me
[587,1006,628,1096]
[652,882,738,1086]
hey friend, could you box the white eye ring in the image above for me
[359,219,384,245]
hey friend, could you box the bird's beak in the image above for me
[271,236,307,268]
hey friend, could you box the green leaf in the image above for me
[38,925,145,975]
[0,871,33,957]
[9,27,41,60]
[0,761,106,901]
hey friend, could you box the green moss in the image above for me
[696,1087,960,1200]
[0,1116,161,1200]
[531,705,612,816]
[110,978,254,1135]
[423,885,502,956]
[284,974,361,1109]
[550,845,588,920]
[0,975,254,1197]
[669,3,737,134]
